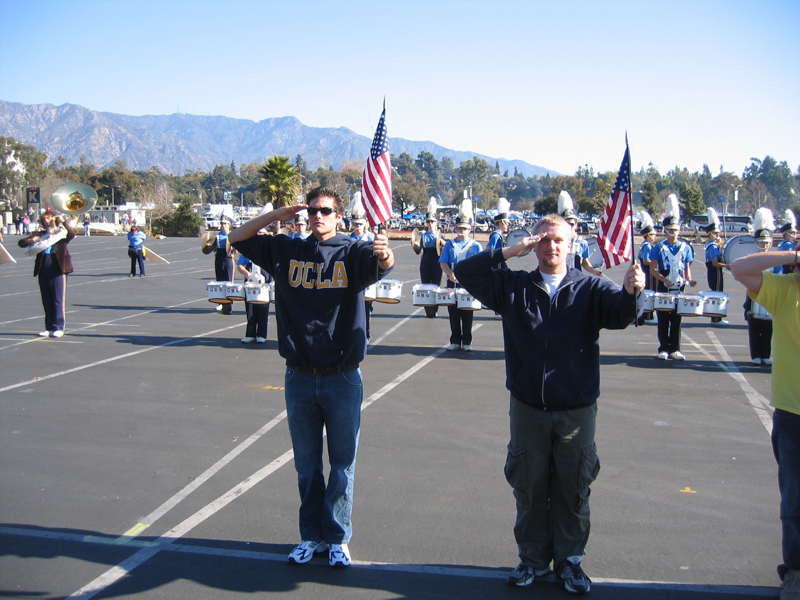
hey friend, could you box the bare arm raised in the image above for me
[731,248,799,294]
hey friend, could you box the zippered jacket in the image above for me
[454,248,636,410]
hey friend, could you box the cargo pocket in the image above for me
[504,445,530,510]
[576,442,600,512]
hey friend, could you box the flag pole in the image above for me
[625,132,634,265]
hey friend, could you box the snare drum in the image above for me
[225,282,245,302]
[412,283,439,306]
[456,288,482,311]
[364,283,377,302]
[699,291,728,317]
[749,300,772,320]
[244,283,270,304]
[375,279,403,303]
[642,290,655,312]
[676,294,705,317]
[436,287,456,306]
[207,281,231,304]
[653,292,677,312]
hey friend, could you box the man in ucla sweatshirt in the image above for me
[230,186,394,568]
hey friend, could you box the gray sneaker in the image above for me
[506,563,552,587]
[559,557,591,594]
[782,569,800,600]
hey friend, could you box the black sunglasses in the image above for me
[307,207,336,216]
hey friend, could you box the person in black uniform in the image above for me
[236,250,271,343]
[213,218,235,314]
[419,213,444,318]
[18,208,77,338]
[703,208,729,324]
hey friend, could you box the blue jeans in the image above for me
[773,409,800,579]
[285,367,363,544]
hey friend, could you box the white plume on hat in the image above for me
[706,206,720,229]
[557,191,574,216]
[457,198,474,226]
[785,209,797,229]
[665,194,681,223]
[427,196,438,217]
[754,207,775,233]
[497,197,510,216]
[295,209,308,222]
[351,191,366,221]
[639,211,654,230]
[259,202,273,216]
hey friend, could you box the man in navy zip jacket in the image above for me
[229,186,394,569]
[455,214,643,595]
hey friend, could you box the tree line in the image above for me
[1,135,798,232]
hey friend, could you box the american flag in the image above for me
[361,105,393,226]
[597,143,634,268]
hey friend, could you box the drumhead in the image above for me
[585,237,605,269]
[722,235,757,264]
[506,229,532,256]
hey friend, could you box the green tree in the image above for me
[258,155,300,208]
[678,184,705,219]
[642,179,659,216]
[152,197,202,237]
[0,136,48,208]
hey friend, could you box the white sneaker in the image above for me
[256,337,266,343]
[752,357,763,365]
[328,543,351,567]
[241,337,255,343]
[38,331,51,337]
[763,358,773,366]
[216,304,223,311]
[657,351,668,360]
[50,330,64,338]
[445,344,460,351]
[670,351,685,361]
[462,345,473,352]
[287,540,328,564]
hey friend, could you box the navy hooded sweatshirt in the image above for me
[454,248,636,411]
[233,233,392,369]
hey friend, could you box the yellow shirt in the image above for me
[751,272,800,414]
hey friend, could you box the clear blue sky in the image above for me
[1,0,798,176]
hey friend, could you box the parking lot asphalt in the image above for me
[0,233,782,599]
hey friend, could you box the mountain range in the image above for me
[0,100,556,178]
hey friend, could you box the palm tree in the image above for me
[258,155,300,208]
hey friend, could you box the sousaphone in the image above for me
[51,183,98,215]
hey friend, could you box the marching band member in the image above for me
[349,193,376,338]
[745,208,781,365]
[127,224,147,277]
[650,194,695,360]
[703,207,729,324]
[439,200,482,351]
[18,208,77,338]
[637,211,658,325]
[228,185,394,569]
[778,210,797,274]
[558,191,601,276]
[236,248,271,343]
[419,198,444,318]
[291,211,311,240]
[212,218,235,314]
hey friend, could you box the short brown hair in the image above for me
[306,186,344,215]
[532,214,569,235]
